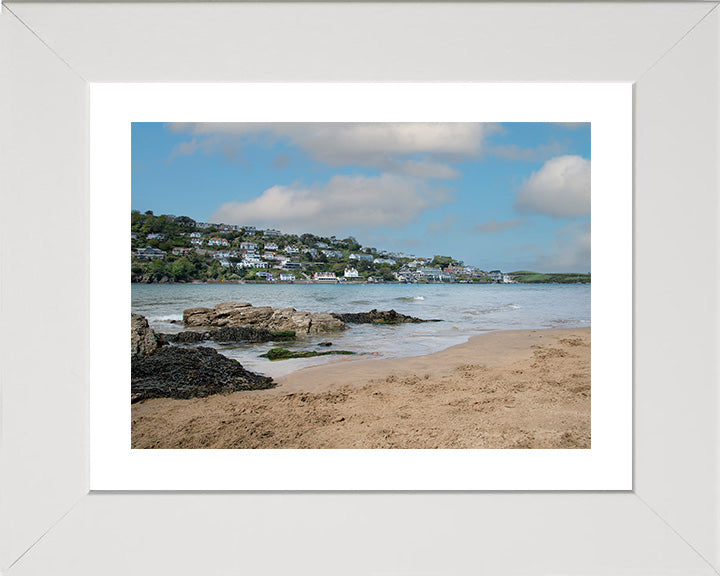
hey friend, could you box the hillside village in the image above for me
[131,211,591,285]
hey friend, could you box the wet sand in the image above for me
[132,327,590,449]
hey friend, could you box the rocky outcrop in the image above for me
[163,326,296,344]
[183,302,347,335]
[131,346,275,402]
[131,313,162,358]
[331,309,439,324]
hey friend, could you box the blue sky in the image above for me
[132,122,591,272]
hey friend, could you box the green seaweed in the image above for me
[270,330,297,340]
[260,347,356,361]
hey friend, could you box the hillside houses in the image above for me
[130,210,540,284]
[281,261,303,270]
[136,246,166,260]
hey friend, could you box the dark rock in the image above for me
[331,309,439,324]
[162,326,297,344]
[131,346,275,402]
[317,342,333,347]
[167,330,210,343]
[211,326,296,343]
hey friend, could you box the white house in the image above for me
[284,245,300,254]
[190,238,203,245]
[350,253,373,262]
[146,233,165,240]
[264,242,278,251]
[313,272,337,282]
[344,267,360,279]
[208,237,229,247]
[240,242,257,250]
[264,229,281,237]
[189,232,202,239]
[374,258,396,265]
[241,260,269,269]
[417,267,454,282]
[280,274,296,282]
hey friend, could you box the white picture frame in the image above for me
[1,2,719,574]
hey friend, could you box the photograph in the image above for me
[130,122,591,449]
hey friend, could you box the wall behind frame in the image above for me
[634,7,720,570]
[0,8,89,571]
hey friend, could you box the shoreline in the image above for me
[270,326,589,394]
[132,279,590,285]
[132,326,591,449]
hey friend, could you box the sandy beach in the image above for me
[132,327,590,449]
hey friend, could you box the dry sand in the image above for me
[132,327,590,449]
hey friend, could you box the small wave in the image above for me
[395,296,425,302]
[147,315,183,323]
[467,303,521,315]
[348,300,372,305]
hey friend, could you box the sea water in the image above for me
[132,283,590,377]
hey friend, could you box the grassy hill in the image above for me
[509,271,591,284]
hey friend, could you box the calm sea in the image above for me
[132,283,590,377]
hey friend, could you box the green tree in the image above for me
[430,255,453,268]
[148,260,168,280]
[171,258,195,281]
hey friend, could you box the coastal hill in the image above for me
[131,210,591,285]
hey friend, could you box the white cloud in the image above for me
[210,173,452,236]
[515,155,591,218]
[168,123,494,177]
[534,222,591,272]
[473,218,527,234]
